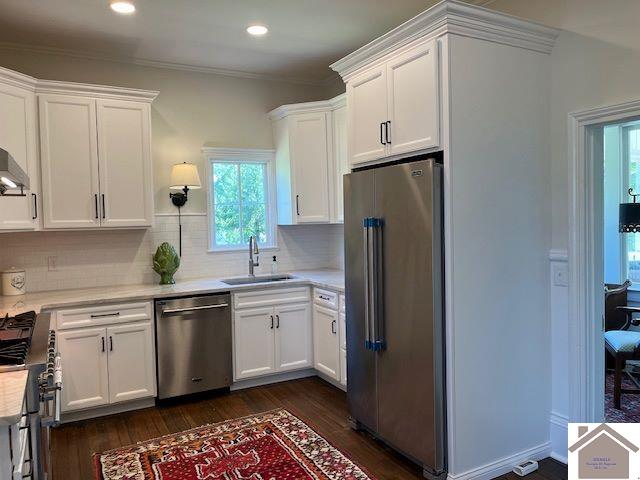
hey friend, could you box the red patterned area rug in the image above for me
[93,409,375,480]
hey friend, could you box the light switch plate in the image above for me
[552,263,568,287]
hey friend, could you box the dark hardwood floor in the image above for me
[52,377,567,480]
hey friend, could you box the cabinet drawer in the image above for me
[339,294,346,313]
[313,288,338,310]
[55,301,152,330]
[234,287,310,310]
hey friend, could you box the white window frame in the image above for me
[203,147,277,252]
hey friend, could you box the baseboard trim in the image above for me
[549,411,569,465]
[447,442,551,480]
[230,369,316,391]
[316,371,347,392]
[61,397,156,424]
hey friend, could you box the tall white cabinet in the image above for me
[38,83,156,229]
[0,67,40,231]
[331,1,558,476]
[269,94,347,224]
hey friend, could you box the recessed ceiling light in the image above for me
[247,25,268,36]
[110,1,135,14]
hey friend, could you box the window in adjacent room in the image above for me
[205,148,276,251]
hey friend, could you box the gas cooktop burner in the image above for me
[0,311,36,367]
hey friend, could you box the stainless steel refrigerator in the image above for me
[344,158,446,479]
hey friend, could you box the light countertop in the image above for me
[0,371,27,426]
[0,269,344,425]
[0,269,344,317]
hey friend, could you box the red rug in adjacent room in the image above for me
[605,371,640,423]
[93,409,374,480]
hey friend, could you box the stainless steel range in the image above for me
[0,311,62,480]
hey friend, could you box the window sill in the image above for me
[207,245,279,254]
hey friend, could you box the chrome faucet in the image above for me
[248,236,259,276]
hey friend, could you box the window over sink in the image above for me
[203,148,276,251]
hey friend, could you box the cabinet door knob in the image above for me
[296,195,301,216]
[109,336,113,352]
[386,120,391,144]
[380,122,386,145]
[32,193,37,220]
[101,194,106,219]
[331,320,336,334]
[101,336,105,352]
[276,315,280,329]
[94,194,99,219]
[270,315,274,329]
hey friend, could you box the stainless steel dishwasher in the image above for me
[155,293,232,399]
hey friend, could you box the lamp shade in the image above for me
[620,202,640,232]
[170,162,201,190]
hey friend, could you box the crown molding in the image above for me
[330,0,559,79]
[0,65,37,91]
[35,79,159,102]
[0,41,331,87]
[267,93,346,121]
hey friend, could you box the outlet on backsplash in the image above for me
[47,256,59,272]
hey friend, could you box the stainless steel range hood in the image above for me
[0,148,29,193]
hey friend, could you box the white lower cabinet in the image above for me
[58,327,109,412]
[275,303,313,372]
[233,288,312,381]
[313,304,340,380]
[55,301,156,413]
[234,307,277,379]
[107,322,155,403]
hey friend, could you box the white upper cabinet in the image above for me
[331,104,348,223]
[97,99,153,227]
[348,66,388,165]
[37,82,157,229]
[343,39,441,167]
[387,41,439,157]
[270,94,346,225]
[39,95,101,229]
[290,112,331,223]
[0,69,40,231]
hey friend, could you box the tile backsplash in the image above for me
[0,215,345,293]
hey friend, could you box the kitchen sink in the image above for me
[221,274,297,286]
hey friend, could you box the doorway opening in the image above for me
[603,119,640,422]
[569,99,640,425]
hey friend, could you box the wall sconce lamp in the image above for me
[169,162,201,256]
[620,188,640,232]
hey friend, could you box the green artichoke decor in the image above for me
[153,242,180,285]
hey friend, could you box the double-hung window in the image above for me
[205,148,276,251]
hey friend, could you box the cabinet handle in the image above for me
[31,193,37,220]
[331,319,336,335]
[101,336,105,352]
[386,121,391,144]
[270,315,274,329]
[94,194,99,219]
[296,195,300,216]
[380,122,386,145]
[90,312,120,318]
[101,194,106,219]
[276,314,280,329]
[109,336,113,352]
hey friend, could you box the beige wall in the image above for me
[485,0,640,249]
[0,49,335,214]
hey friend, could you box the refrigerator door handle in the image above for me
[363,219,371,349]
[369,217,385,352]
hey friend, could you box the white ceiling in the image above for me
[0,0,491,84]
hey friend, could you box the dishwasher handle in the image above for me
[162,303,229,314]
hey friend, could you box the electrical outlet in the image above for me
[552,263,568,287]
[47,256,58,272]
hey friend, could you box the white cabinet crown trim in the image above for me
[0,66,37,91]
[36,79,158,102]
[268,94,345,121]
[330,0,559,79]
